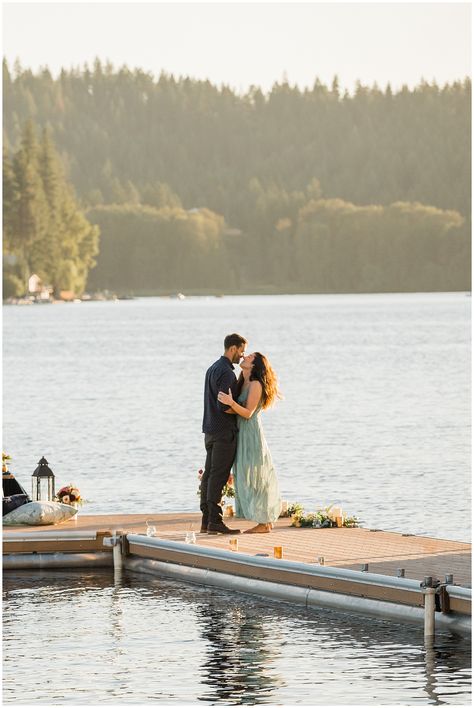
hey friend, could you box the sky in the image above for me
[2,1,471,93]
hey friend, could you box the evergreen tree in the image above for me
[3,121,99,297]
[2,145,25,298]
[11,120,49,282]
[2,145,16,251]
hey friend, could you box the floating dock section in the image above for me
[3,513,471,638]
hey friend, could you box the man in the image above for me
[201,333,247,534]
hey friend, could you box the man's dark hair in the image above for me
[224,333,247,350]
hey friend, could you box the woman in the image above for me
[217,352,281,533]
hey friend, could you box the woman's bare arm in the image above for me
[218,381,262,419]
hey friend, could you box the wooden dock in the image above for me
[3,513,471,587]
[4,513,471,639]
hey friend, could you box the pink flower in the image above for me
[198,469,203,479]
[61,495,70,504]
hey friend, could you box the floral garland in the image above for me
[286,502,359,528]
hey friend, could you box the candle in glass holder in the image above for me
[332,506,341,520]
[280,500,288,516]
[185,531,196,544]
[225,504,234,518]
[336,516,343,528]
[146,520,156,537]
[229,538,238,551]
[274,546,283,559]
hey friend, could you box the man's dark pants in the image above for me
[200,428,237,525]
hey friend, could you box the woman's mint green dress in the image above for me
[233,389,281,523]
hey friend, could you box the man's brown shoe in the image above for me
[207,522,240,535]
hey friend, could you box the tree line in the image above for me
[2,59,471,295]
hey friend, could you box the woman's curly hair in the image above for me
[249,352,281,409]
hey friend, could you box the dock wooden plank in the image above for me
[3,513,471,588]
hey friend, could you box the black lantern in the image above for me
[31,457,55,501]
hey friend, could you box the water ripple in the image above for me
[3,570,471,704]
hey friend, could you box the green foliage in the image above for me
[285,502,305,517]
[84,192,469,294]
[3,271,24,298]
[3,146,17,251]
[3,62,469,218]
[197,471,234,500]
[294,197,469,293]
[221,481,235,499]
[2,62,471,294]
[86,203,232,293]
[3,122,99,297]
[289,503,360,528]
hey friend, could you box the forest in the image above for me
[3,59,471,295]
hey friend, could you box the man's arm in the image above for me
[215,369,237,413]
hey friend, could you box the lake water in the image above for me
[2,569,471,705]
[3,293,470,541]
[2,293,471,705]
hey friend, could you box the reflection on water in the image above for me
[197,603,283,704]
[3,570,471,704]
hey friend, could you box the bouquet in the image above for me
[222,473,235,500]
[197,469,235,500]
[55,484,84,506]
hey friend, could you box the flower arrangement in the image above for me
[285,502,304,517]
[222,474,235,500]
[289,503,360,528]
[2,452,12,474]
[197,469,235,500]
[55,484,84,506]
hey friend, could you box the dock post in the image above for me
[439,574,453,613]
[112,531,123,572]
[422,576,436,640]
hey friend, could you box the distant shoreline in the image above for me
[93,287,471,298]
[4,289,470,305]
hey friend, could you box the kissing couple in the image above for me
[200,333,282,535]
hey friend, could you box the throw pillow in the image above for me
[3,493,31,516]
[3,501,78,526]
